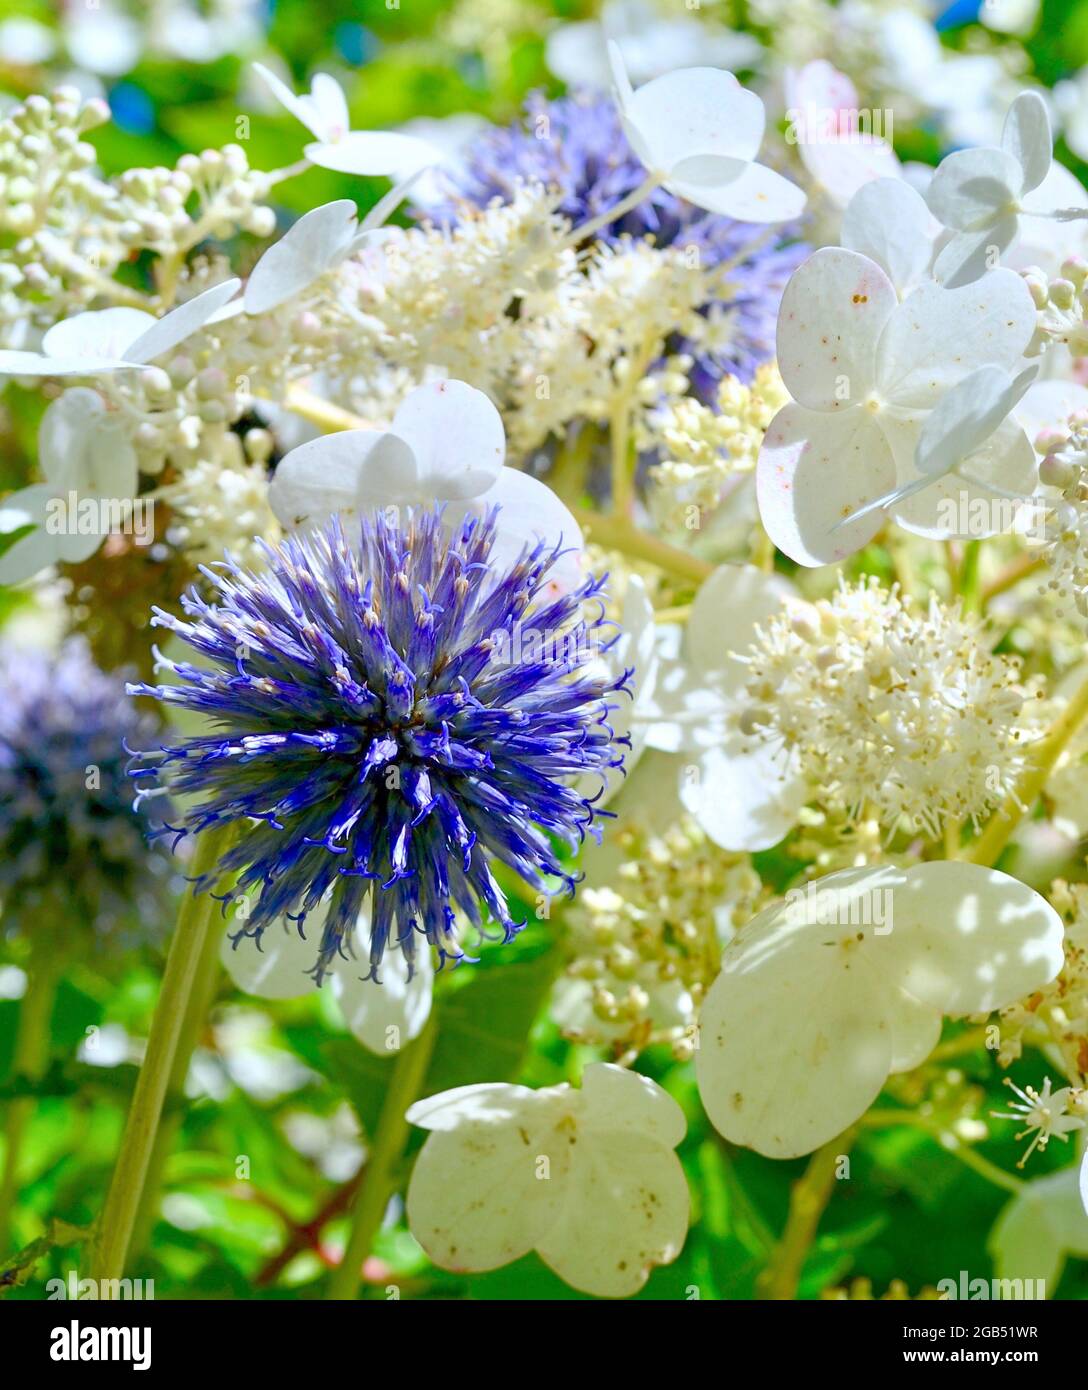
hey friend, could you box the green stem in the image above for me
[0,948,62,1253]
[860,1111,1023,1195]
[758,1128,856,1300]
[580,510,713,585]
[326,1014,438,1300]
[966,665,1088,866]
[128,904,224,1261]
[87,823,234,1282]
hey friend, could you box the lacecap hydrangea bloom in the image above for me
[131,506,630,984]
[429,90,806,393]
[0,639,169,944]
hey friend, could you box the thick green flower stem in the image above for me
[0,946,62,1253]
[967,665,1088,867]
[88,823,234,1283]
[757,1128,857,1301]
[326,1014,439,1300]
[581,510,714,585]
[128,905,224,1262]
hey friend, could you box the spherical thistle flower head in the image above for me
[740,578,1034,839]
[427,90,807,393]
[0,638,171,946]
[131,506,631,985]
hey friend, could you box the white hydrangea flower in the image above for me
[927,92,1054,289]
[785,61,901,212]
[268,378,585,591]
[607,42,805,223]
[243,185,414,315]
[756,247,1038,566]
[405,1062,688,1297]
[221,906,432,1058]
[0,387,138,584]
[990,1162,1088,1290]
[640,564,807,850]
[696,861,1065,1158]
[0,278,240,377]
[840,177,942,298]
[253,62,436,178]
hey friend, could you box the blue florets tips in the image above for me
[129,506,630,984]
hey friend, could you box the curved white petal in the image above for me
[686,563,795,692]
[915,365,1037,479]
[451,468,585,594]
[43,306,153,361]
[390,380,505,500]
[0,485,64,583]
[756,403,897,566]
[881,861,1064,1016]
[332,943,433,1055]
[926,146,1021,231]
[253,61,327,140]
[576,1063,686,1148]
[933,220,1019,289]
[841,178,938,293]
[669,160,805,223]
[801,136,901,212]
[680,738,806,852]
[219,919,321,1000]
[244,201,358,314]
[40,387,138,498]
[304,131,437,179]
[776,248,894,409]
[269,429,418,531]
[535,1127,688,1297]
[1002,91,1051,196]
[624,66,765,173]
[124,278,241,364]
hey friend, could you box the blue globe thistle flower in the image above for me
[0,639,170,945]
[130,507,630,985]
[428,90,807,394]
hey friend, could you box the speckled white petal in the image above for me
[535,1127,689,1297]
[756,403,896,566]
[39,387,138,498]
[406,1086,567,1271]
[775,248,894,409]
[577,1063,687,1148]
[696,912,894,1158]
[875,270,1035,410]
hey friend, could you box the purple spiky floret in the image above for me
[129,506,630,985]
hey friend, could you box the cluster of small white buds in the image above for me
[1036,410,1088,617]
[1023,257,1088,356]
[114,145,276,256]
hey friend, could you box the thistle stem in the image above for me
[326,1014,438,1300]
[0,947,61,1253]
[966,665,1088,867]
[128,905,224,1261]
[758,1128,856,1300]
[88,823,234,1283]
